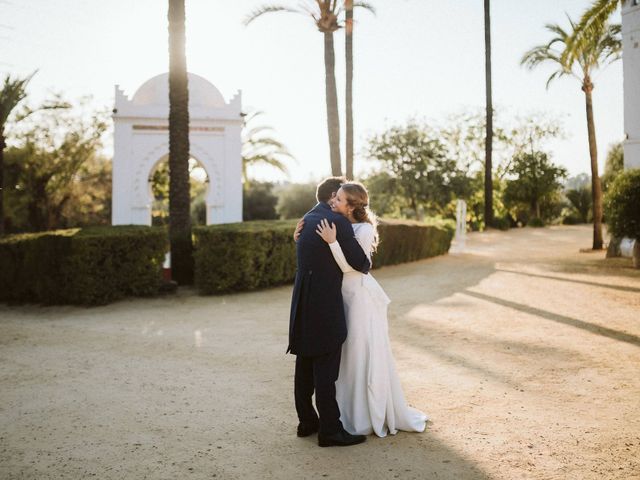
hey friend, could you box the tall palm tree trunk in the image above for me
[0,132,5,235]
[324,31,342,177]
[168,0,193,283]
[483,0,494,228]
[583,76,603,249]
[345,0,354,180]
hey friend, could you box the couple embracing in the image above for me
[287,177,427,448]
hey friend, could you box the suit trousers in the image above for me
[294,347,343,435]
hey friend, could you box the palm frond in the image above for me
[563,0,620,64]
[0,71,36,125]
[353,2,376,14]
[243,5,302,26]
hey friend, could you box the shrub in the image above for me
[565,187,592,223]
[492,216,511,231]
[562,214,581,225]
[605,169,640,239]
[276,183,317,219]
[374,219,454,268]
[193,218,454,294]
[194,220,298,294]
[0,226,166,305]
[528,217,545,228]
[243,182,279,221]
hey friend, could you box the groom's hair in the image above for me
[316,176,346,203]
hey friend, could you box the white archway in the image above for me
[111,72,243,225]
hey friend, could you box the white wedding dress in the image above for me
[329,222,428,437]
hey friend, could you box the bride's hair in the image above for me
[340,182,379,252]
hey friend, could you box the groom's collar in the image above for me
[316,202,332,212]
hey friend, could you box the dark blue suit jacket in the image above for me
[288,202,371,357]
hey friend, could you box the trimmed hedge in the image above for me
[194,220,298,294]
[0,226,166,305]
[193,218,454,294]
[374,219,454,268]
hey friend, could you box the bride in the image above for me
[314,182,427,437]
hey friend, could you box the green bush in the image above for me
[528,217,545,228]
[276,183,317,219]
[193,218,454,294]
[492,216,511,231]
[0,226,166,305]
[243,182,279,221]
[605,168,640,239]
[562,214,581,225]
[194,220,298,294]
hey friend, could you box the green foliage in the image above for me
[194,220,298,293]
[243,182,279,220]
[602,141,624,191]
[565,186,592,223]
[374,219,454,268]
[0,226,166,305]
[604,169,640,239]
[363,171,405,218]
[150,157,208,226]
[242,109,293,183]
[193,218,454,294]
[366,121,470,219]
[3,98,110,233]
[503,151,567,222]
[276,183,317,219]
[528,217,545,228]
[521,16,621,88]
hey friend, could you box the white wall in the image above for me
[623,1,640,169]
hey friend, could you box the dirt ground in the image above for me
[1,225,639,480]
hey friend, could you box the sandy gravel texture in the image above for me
[1,225,639,480]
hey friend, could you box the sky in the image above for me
[0,0,624,183]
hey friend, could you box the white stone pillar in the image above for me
[623,0,640,169]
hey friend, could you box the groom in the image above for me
[288,176,370,447]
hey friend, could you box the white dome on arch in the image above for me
[131,72,226,108]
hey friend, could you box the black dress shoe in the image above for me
[297,422,319,437]
[318,430,366,447]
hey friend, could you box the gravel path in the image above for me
[1,225,639,480]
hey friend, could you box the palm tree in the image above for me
[345,1,375,180]
[345,0,354,180]
[246,2,370,177]
[483,0,494,228]
[521,17,621,250]
[241,109,294,184]
[168,0,193,283]
[0,74,33,235]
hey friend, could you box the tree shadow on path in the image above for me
[462,290,640,349]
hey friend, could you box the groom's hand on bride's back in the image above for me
[293,218,305,242]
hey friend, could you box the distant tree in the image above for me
[521,16,621,249]
[362,170,404,218]
[566,186,592,223]
[0,73,67,234]
[366,121,470,219]
[503,151,568,222]
[150,157,208,226]
[242,110,293,184]
[565,173,591,191]
[276,183,317,219]
[602,141,624,191]
[243,182,279,220]
[3,102,109,232]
